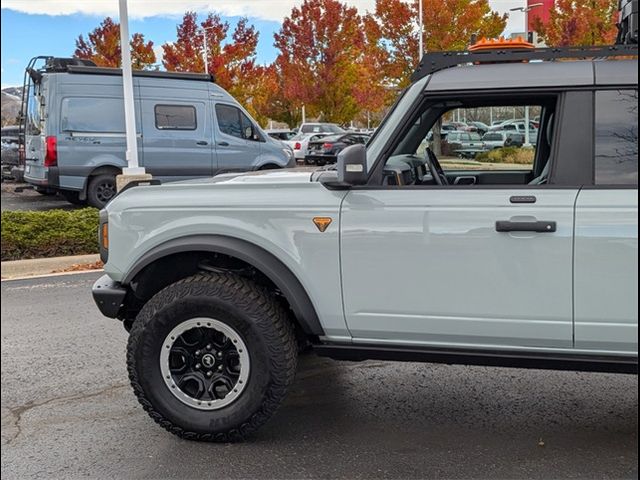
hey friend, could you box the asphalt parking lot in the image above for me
[1,182,80,211]
[1,272,638,479]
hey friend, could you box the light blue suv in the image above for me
[93,43,638,441]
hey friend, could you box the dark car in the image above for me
[305,133,370,166]
[1,126,20,181]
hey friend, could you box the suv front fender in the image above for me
[122,234,325,337]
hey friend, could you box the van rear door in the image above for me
[140,85,213,182]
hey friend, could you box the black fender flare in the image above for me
[122,234,325,336]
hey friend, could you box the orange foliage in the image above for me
[75,17,156,70]
[531,0,618,47]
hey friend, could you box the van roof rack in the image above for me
[67,65,215,83]
[410,43,638,82]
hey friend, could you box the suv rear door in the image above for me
[573,80,638,354]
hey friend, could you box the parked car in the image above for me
[442,130,485,158]
[1,126,20,181]
[298,122,345,134]
[92,35,637,443]
[265,129,296,141]
[305,132,370,165]
[482,130,525,149]
[19,57,294,208]
[283,132,332,163]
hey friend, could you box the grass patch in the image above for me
[476,147,535,165]
[1,208,99,261]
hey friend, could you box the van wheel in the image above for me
[127,273,298,442]
[60,190,86,206]
[87,174,117,208]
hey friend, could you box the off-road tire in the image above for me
[127,272,298,442]
[87,174,117,208]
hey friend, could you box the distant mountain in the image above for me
[1,87,23,126]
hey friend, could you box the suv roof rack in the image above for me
[410,43,638,82]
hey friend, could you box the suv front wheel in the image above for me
[127,272,298,441]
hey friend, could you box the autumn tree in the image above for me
[365,0,507,89]
[274,0,384,125]
[531,0,618,47]
[162,12,265,119]
[75,17,156,69]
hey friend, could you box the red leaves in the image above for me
[532,0,618,47]
[74,17,155,70]
[161,12,259,96]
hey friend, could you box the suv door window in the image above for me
[594,89,638,185]
[406,103,544,181]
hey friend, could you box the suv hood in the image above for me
[171,167,336,186]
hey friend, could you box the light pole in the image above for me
[418,0,424,60]
[199,26,219,75]
[510,2,543,148]
[118,0,147,183]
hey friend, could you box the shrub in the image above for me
[476,147,534,165]
[1,208,99,261]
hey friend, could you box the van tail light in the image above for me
[294,142,301,150]
[322,143,334,151]
[18,144,25,164]
[44,136,57,167]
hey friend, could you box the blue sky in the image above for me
[1,0,523,89]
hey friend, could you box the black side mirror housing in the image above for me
[337,144,368,185]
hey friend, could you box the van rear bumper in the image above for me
[23,164,60,188]
[92,274,127,318]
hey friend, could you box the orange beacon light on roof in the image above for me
[468,36,535,51]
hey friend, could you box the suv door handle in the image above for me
[496,221,556,233]
[217,141,229,147]
[196,141,208,146]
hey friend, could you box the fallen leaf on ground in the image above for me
[52,260,104,273]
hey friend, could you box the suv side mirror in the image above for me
[337,144,367,185]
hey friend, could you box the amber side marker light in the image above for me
[313,217,333,232]
[101,223,109,249]
[468,36,535,52]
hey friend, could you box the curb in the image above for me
[1,254,101,280]
[1,269,104,282]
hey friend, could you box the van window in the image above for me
[594,89,638,185]
[61,97,125,133]
[215,104,257,140]
[26,82,42,135]
[154,105,197,130]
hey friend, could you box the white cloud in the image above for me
[2,0,519,30]
[1,0,379,21]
